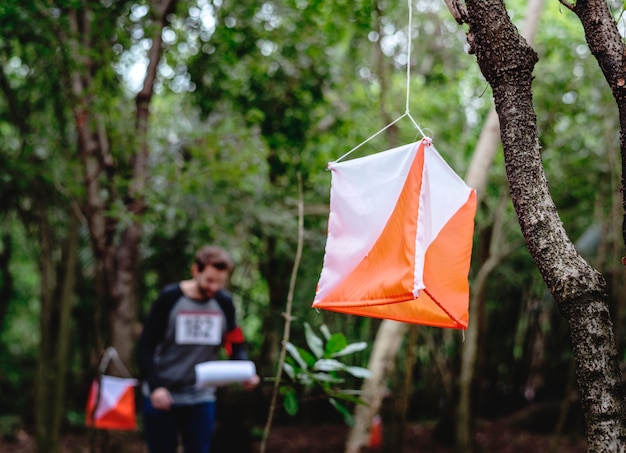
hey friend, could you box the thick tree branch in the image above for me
[110,0,179,366]
[563,0,626,264]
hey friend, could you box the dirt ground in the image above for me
[254,420,587,453]
[0,418,587,452]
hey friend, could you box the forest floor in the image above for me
[0,417,587,452]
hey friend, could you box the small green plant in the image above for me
[280,322,371,425]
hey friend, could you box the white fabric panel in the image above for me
[315,142,418,301]
[96,376,138,418]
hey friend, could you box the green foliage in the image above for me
[0,0,624,436]
[280,323,370,425]
[0,221,39,415]
[0,221,40,356]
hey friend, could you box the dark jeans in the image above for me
[143,397,216,453]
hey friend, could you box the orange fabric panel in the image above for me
[85,379,99,426]
[95,385,137,430]
[316,291,463,329]
[422,190,477,327]
[85,378,137,431]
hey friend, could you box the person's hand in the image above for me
[150,387,173,410]
[242,374,260,390]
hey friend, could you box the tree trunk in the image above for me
[459,0,626,448]
[345,320,409,453]
[35,204,57,453]
[386,325,419,452]
[108,0,176,366]
[50,214,79,451]
[0,230,13,330]
[35,209,78,453]
[65,0,177,368]
[453,0,544,448]
[608,158,625,353]
[257,235,293,378]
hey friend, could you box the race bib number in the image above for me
[175,311,222,345]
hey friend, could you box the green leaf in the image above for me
[281,387,299,416]
[314,358,346,372]
[285,342,308,370]
[344,365,372,379]
[319,324,332,341]
[304,322,324,359]
[283,362,295,380]
[298,346,318,368]
[331,341,368,358]
[325,333,348,357]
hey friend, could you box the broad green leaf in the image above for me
[283,362,295,380]
[344,365,372,379]
[319,324,332,341]
[285,342,308,370]
[313,358,346,372]
[331,341,368,358]
[304,322,324,359]
[325,333,348,357]
[281,387,299,415]
[298,346,318,368]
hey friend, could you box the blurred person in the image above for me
[137,245,259,453]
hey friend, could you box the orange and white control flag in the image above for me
[86,375,138,430]
[313,138,477,329]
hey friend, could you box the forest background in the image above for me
[0,0,624,452]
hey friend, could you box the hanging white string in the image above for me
[334,0,426,163]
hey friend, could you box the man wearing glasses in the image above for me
[137,245,259,453]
